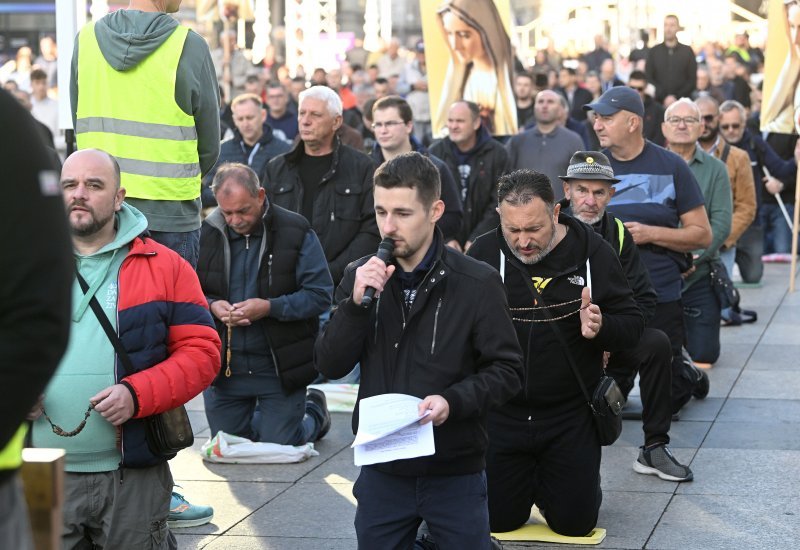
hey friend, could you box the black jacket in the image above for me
[198,204,328,391]
[556,86,594,122]
[315,231,523,476]
[266,137,380,285]
[559,199,657,323]
[0,90,72,482]
[646,42,697,102]
[202,123,291,207]
[468,214,643,418]
[370,138,463,242]
[429,127,509,245]
[642,95,666,147]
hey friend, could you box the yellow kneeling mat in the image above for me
[492,524,606,545]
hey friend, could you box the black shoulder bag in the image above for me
[77,272,194,457]
[524,263,625,446]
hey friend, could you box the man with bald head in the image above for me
[587,86,712,419]
[30,149,221,549]
[430,100,509,250]
[506,90,584,200]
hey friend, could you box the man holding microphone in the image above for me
[315,152,523,549]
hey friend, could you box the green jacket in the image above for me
[684,146,733,290]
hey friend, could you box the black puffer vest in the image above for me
[198,203,319,392]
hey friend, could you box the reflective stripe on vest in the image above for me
[0,424,27,470]
[614,217,625,255]
[76,22,200,201]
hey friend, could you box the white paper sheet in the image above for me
[352,393,435,466]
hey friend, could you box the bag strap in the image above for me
[720,141,731,164]
[76,271,135,373]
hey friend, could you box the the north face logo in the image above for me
[568,275,585,286]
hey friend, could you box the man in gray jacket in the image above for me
[505,90,584,200]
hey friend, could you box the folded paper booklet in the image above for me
[352,393,435,466]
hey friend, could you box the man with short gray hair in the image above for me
[663,98,732,366]
[266,85,379,284]
[197,163,333,446]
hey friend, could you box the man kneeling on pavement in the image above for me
[559,151,697,482]
[197,163,334,445]
[468,169,644,536]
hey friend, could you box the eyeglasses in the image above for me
[720,123,742,131]
[371,120,405,130]
[665,116,700,126]
[702,114,716,122]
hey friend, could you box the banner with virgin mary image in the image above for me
[761,0,800,134]
[421,0,518,137]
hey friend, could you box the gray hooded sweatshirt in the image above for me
[70,10,220,232]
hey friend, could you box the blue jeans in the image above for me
[683,276,722,364]
[733,224,763,283]
[720,247,736,279]
[203,363,321,445]
[149,229,200,270]
[760,203,795,254]
[353,467,492,549]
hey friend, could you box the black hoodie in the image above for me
[468,213,643,418]
[429,125,510,245]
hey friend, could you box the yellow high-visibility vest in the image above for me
[76,22,200,201]
[0,425,27,470]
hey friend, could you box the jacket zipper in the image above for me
[431,298,442,354]
[268,254,273,287]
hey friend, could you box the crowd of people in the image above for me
[1,4,798,549]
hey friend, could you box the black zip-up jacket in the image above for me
[315,230,523,476]
[559,199,657,323]
[265,137,379,285]
[429,127,509,245]
[468,214,643,418]
[370,138,463,242]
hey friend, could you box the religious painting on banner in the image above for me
[420,0,518,137]
[761,0,800,134]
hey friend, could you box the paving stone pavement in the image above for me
[171,263,800,550]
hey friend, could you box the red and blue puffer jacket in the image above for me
[116,235,221,467]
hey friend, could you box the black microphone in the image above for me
[361,238,395,308]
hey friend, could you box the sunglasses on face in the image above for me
[702,114,716,123]
[720,123,742,131]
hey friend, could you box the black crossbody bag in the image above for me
[522,263,625,446]
[77,272,194,457]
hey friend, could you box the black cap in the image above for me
[560,151,620,183]
[584,86,644,117]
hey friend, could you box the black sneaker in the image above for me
[306,388,331,440]
[634,444,693,482]
[691,365,710,399]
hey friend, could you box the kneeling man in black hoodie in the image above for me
[468,169,643,536]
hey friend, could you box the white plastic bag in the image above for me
[201,431,319,464]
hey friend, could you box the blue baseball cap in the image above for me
[583,86,644,117]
